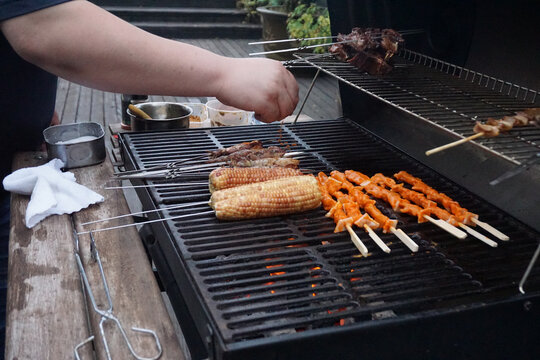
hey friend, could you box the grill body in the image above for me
[120,121,540,360]
[326,0,540,231]
[118,1,540,358]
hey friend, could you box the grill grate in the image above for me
[120,120,539,349]
[296,51,540,165]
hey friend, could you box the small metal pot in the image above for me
[43,122,106,169]
[127,102,192,131]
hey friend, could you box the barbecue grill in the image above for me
[118,1,540,359]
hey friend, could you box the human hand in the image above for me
[215,58,299,123]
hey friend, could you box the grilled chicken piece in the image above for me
[473,121,500,137]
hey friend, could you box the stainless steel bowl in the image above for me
[127,102,192,131]
[43,122,106,169]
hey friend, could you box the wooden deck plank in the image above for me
[55,78,69,118]
[76,86,93,123]
[72,157,184,360]
[62,82,81,124]
[5,153,92,360]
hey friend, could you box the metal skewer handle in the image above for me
[249,40,355,56]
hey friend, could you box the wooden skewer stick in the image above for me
[471,218,509,241]
[345,225,369,257]
[458,224,498,247]
[128,104,152,119]
[363,224,391,253]
[390,228,419,252]
[423,215,467,239]
[425,132,484,156]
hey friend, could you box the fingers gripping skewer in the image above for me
[346,225,369,257]
[425,132,484,156]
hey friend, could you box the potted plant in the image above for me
[253,0,307,60]
[286,3,331,54]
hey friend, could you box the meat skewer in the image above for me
[363,173,468,239]
[115,141,264,176]
[317,174,370,255]
[330,171,419,252]
[394,171,509,241]
[317,173,385,255]
[319,173,388,252]
[426,108,540,156]
[329,28,404,75]
[370,173,499,246]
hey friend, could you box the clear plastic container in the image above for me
[181,103,208,128]
[206,99,251,127]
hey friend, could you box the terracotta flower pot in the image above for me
[256,6,299,61]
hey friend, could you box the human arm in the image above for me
[0,0,298,122]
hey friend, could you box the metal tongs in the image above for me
[490,152,540,186]
[74,230,162,360]
[113,162,222,180]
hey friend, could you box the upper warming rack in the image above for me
[296,49,540,165]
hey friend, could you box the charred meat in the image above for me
[329,28,404,75]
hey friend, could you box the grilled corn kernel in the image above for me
[209,167,303,192]
[209,175,321,220]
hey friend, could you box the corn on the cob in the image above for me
[209,167,303,192]
[209,175,321,220]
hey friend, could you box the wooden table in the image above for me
[5,151,184,359]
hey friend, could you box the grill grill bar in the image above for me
[295,51,539,165]
[119,120,539,356]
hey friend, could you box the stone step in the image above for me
[92,0,237,8]
[132,22,262,39]
[104,6,248,23]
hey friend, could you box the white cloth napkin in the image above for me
[2,158,104,228]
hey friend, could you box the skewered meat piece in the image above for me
[208,140,263,159]
[329,28,404,75]
[209,175,321,220]
[522,108,540,123]
[473,108,540,138]
[230,157,299,168]
[394,171,478,225]
[208,146,286,163]
[209,167,303,192]
[473,121,500,137]
[486,117,514,131]
[342,171,398,233]
[317,173,379,232]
